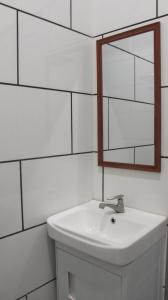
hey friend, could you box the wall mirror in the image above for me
[97,22,161,172]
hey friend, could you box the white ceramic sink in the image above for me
[47,200,167,266]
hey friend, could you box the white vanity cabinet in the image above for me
[55,238,165,300]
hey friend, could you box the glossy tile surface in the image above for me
[104,159,168,216]
[0,225,55,300]
[0,162,22,237]
[0,85,71,160]
[73,94,94,152]
[22,154,93,228]
[1,0,70,27]
[19,13,94,93]
[161,88,168,157]
[0,5,17,83]
[28,281,56,300]
[104,148,134,164]
[92,0,156,35]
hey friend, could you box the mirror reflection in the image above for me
[102,31,155,165]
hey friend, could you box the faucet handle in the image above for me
[106,194,124,202]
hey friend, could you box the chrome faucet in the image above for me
[99,194,125,213]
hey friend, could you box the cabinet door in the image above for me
[56,249,121,300]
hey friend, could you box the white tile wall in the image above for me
[103,98,109,150]
[92,3,168,242]
[0,225,55,300]
[104,148,134,164]
[0,1,168,299]
[92,154,103,201]
[135,145,155,165]
[162,88,168,157]
[72,94,94,152]
[72,0,93,35]
[135,58,154,104]
[19,13,94,93]
[103,158,168,216]
[109,100,154,148]
[1,0,70,27]
[0,85,71,160]
[22,154,93,228]
[28,281,56,300]
[102,44,134,99]
[159,0,168,16]
[92,0,156,36]
[0,162,22,237]
[112,31,154,62]
[104,17,168,87]
[0,5,17,83]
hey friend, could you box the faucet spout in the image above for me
[99,195,125,213]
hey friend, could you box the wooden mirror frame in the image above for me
[97,22,161,172]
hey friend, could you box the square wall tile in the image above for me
[22,154,93,228]
[72,94,95,152]
[0,162,22,238]
[1,0,70,27]
[0,85,71,160]
[104,158,168,216]
[0,225,55,300]
[28,281,56,300]
[0,5,17,83]
[19,13,94,93]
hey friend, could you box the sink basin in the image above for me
[47,200,167,266]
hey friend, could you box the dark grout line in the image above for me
[94,14,168,38]
[71,93,73,154]
[0,2,92,38]
[102,167,104,202]
[0,230,23,240]
[103,144,154,151]
[134,56,136,101]
[134,147,136,164]
[107,43,154,64]
[19,161,24,231]
[0,151,94,165]
[156,0,158,18]
[16,11,19,85]
[24,222,47,232]
[16,278,56,300]
[0,1,167,39]
[103,95,154,106]
[108,98,110,150]
[0,81,95,96]
[70,0,72,29]
[0,222,47,240]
